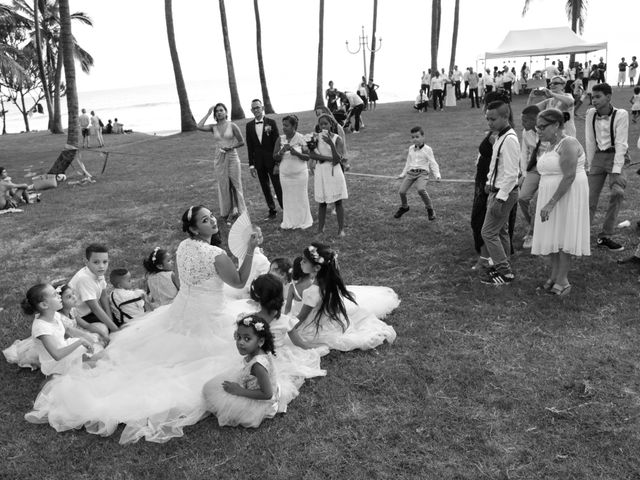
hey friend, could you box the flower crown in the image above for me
[306,245,337,265]
[187,206,194,221]
[151,247,160,264]
[237,313,265,332]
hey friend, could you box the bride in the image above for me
[25,205,261,444]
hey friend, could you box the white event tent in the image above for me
[485,26,607,60]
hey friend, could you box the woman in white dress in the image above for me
[444,72,457,107]
[25,205,261,444]
[531,109,590,297]
[527,75,576,137]
[197,103,246,222]
[273,115,313,230]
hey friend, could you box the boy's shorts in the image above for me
[82,128,90,137]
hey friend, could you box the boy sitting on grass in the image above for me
[394,126,441,220]
[108,268,151,326]
[68,243,120,336]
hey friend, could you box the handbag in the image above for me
[32,174,57,190]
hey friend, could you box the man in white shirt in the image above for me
[342,91,365,133]
[545,62,560,86]
[414,90,429,112]
[480,100,521,284]
[468,68,480,108]
[462,68,470,98]
[452,66,463,100]
[79,108,91,148]
[585,83,629,252]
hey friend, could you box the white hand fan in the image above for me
[228,211,253,260]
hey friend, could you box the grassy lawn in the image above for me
[1,90,640,479]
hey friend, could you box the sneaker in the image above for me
[394,206,410,218]
[480,269,515,285]
[522,235,533,249]
[427,208,436,221]
[596,237,624,252]
[266,210,277,219]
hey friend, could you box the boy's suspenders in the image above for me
[111,292,143,326]
[592,108,618,151]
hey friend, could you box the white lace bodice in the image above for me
[176,238,225,287]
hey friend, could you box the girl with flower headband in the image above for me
[291,243,397,351]
[203,314,281,427]
[143,247,179,307]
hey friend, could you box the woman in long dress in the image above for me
[25,205,261,444]
[273,115,313,230]
[198,103,246,222]
[445,73,457,107]
[531,109,590,297]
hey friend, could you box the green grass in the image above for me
[1,90,640,479]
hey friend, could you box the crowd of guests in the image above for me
[4,205,399,442]
[470,82,637,296]
[78,108,126,149]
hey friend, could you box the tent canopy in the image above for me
[485,27,607,59]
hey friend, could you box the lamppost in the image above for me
[346,25,382,82]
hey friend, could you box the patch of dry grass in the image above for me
[1,89,640,479]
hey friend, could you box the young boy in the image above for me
[518,105,542,249]
[108,268,150,326]
[68,244,119,335]
[394,126,441,220]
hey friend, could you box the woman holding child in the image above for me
[273,115,313,230]
[26,205,262,444]
[197,103,246,222]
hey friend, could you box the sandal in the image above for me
[536,279,555,292]
[548,283,572,297]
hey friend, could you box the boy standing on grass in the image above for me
[69,243,120,336]
[518,105,541,249]
[394,126,441,220]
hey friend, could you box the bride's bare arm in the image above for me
[214,234,260,288]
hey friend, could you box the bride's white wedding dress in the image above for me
[25,239,242,444]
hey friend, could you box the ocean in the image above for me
[2,80,407,137]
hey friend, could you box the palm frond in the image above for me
[521,0,532,16]
[565,0,588,35]
[70,12,93,27]
[72,41,93,74]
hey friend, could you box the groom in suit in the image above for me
[246,99,282,219]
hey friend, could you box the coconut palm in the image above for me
[13,0,94,133]
[430,0,441,74]
[0,4,28,81]
[218,0,245,120]
[368,0,379,83]
[253,0,274,114]
[48,0,78,174]
[522,0,588,64]
[448,0,460,74]
[314,0,324,109]
[164,0,197,132]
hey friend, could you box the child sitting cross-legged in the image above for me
[57,283,109,348]
[284,256,313,316]
[108,268,151,326]
[142,247,179,308]
[394,126,441,220]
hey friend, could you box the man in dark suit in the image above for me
[246,99,282,218]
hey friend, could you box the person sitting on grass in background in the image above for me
[22,283,94,376]
[394,126,441,221]
[518,105,542,249]
[108,268,151,326]
[143,247,179,308]
[0,166,30,209]
[68,243,121,334]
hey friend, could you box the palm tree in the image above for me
[448,0,460,74]
[430,0,441,74]
[252,0,274,114]
[164,0,197,132]
[314,0,324,109]
[368,0,379,83]
[218,0,245,120]
[48,0,78,174]
[522,0,588,65]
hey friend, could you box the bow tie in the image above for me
[255,120,263,124]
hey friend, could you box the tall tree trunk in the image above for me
[19,91,30,132]
[48,0,79,174]
[314,0,324,109]
[34,0,54,132]
[219,0,245,120]
[253,0,274,114]
[448,0,460,74]
[368,0,379,82]
[1,95,7,134]
[164,0,197,131]
[51,48,64,133]
[430,0,441,74]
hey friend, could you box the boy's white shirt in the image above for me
[400,144,441,179]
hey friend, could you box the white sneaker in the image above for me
[523,235,533,249]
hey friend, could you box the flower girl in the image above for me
[202,315,281,428]
[143,247,179,307]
